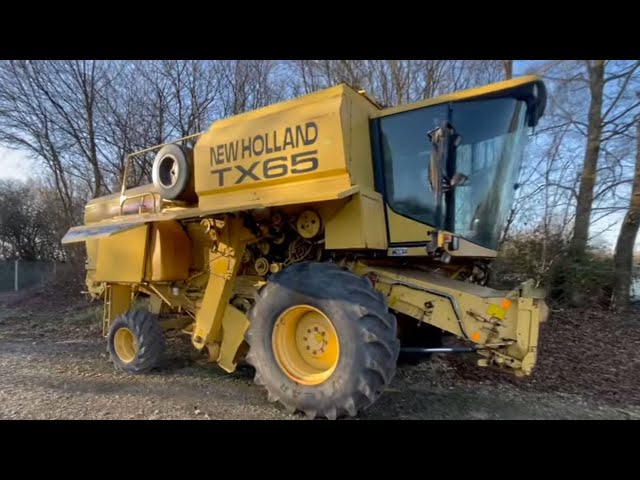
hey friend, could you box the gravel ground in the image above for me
[1,287,638,420]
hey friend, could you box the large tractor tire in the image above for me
[151,144,195,201]
[245,261,400,419]
[107,310,165,374]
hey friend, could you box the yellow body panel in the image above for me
[452,239,498,258]
[195,86,348,198]
[95,225,149,283]
[185,222,213,272]
[64,177,358,241]
[86,240,98,269]
[325,191,387,250]
[84,184,162,224]
[386,207,433,244]
[145,221,191,282]
[373,75,543,118]
[192,216,255,350]
[198,174,357,213]
[386,206,496,257]
[356,263,547,375]
[216,304,251,373]
[190,85,381,229]
[341,89,380,190]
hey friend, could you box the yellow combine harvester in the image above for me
[62,75,549,419]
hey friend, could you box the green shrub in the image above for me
[490,231,617,306]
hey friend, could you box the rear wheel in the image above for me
[272,304,340,386]
[245,262,400,419]
[107,310,165,373]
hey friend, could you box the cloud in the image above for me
[0,147,33,181]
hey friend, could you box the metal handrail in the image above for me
[119,131,204,212]
[119,191,162,216]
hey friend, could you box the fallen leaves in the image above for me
[447,304,640,407]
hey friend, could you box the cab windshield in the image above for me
[379,95,529,250]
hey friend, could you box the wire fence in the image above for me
[0,260,79,293]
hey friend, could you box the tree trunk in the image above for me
[612,121,640,311]
[502,60,513,80]
[569,60,605,258]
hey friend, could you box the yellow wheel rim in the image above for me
[272,305,340,386]
[114,327,138,363]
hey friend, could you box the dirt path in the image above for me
[1,302,637,420]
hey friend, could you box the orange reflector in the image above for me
[471,331,481,342]
[502,299,512,309]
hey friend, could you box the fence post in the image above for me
[14,259,19,292]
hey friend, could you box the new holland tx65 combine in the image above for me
[62,75,549,419]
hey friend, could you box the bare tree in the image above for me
[219,60,285,116]
[0,179,65,260]
[97,62,154,188]
[0,61,79,223]
[503,60,514,80]
[447,60,506,91]
[366,60,414,106]
[569,60,606,257]
[28,61,114,197]
[288,60,496,107]
[140,61,225,139]
[612,119,640,310]
[555,60,640,257]
[95,61,227,190]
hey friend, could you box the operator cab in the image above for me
[371,77,546,253]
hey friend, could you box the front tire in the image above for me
[107,310,165,374]
[245,262,400,419]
